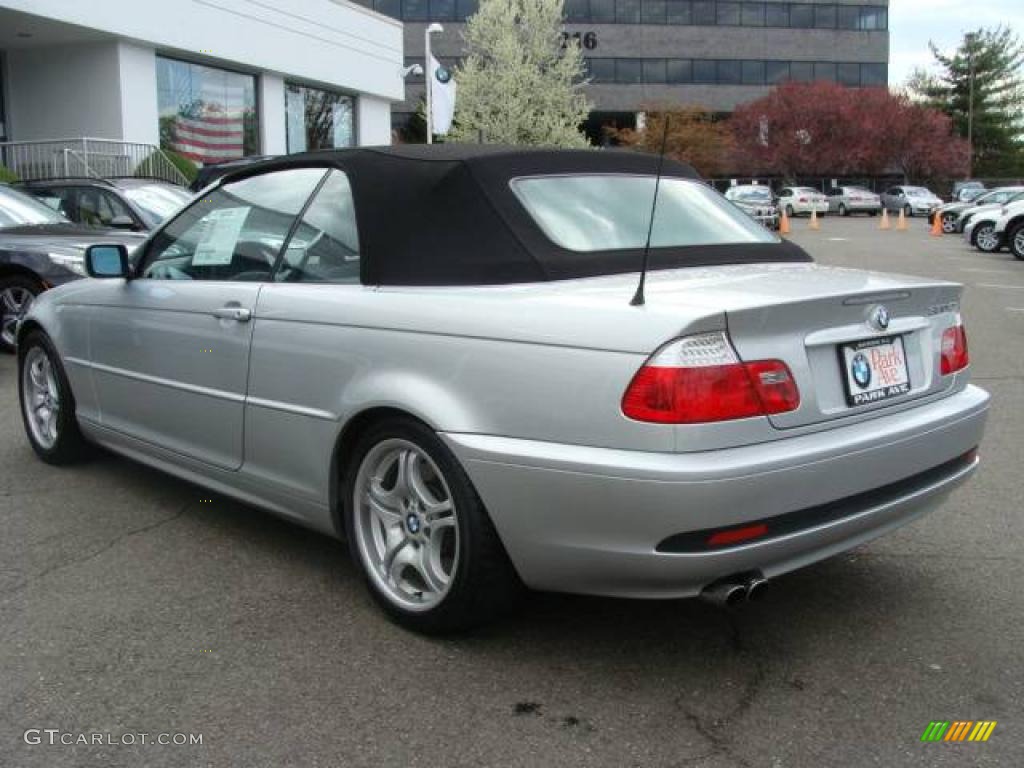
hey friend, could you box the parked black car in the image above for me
[189,156,275,193]
[18,177,192,232]
[0,184,145,352]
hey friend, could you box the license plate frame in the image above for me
[839,335,911,407]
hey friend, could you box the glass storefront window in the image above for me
[285,84,355,154]
[157,57,258,167]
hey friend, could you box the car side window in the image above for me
[779,188,791,197]
[141,168,327,282]
[275,171,361,284]
[28,187,66,213]
[70,187,133,227]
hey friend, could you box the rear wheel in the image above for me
[973,223,1001,253]
[1,275,43,354]
[785,204,795,218]
[903,204,913,218]
[344,417,522,634]
[1009,223,1024,261]
[18,331,90,464]
[838,203,848,217]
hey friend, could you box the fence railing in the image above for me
[0,138,189,187]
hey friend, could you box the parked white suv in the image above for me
[992,199,1024,260]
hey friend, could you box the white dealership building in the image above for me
[0,0,404,174]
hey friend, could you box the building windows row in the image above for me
[157,56,355,167]
[585,58,888,86]
[355,0,887,29]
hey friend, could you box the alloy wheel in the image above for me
[21,346,61,450]
[353,439,459,612]
[1013,228,1024,259]
[941,214,957,234]
[1,286,34,349]
[975,225,999,253]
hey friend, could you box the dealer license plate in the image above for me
[840,336,911,406]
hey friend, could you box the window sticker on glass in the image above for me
[192,207,251,266]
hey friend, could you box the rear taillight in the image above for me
[940,319,969,375]
[798,197,808,202]
[622,332,800,424]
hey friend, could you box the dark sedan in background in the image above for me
[0,184,145,352]
[18,177,192,232]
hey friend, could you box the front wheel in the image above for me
[941,214,957,234]
[18,331,91,464]
[1009,223,1024,261]
[838,204,848,217]
[344,417,522,633]
[973,223,1001,253]
[1,275,43,354]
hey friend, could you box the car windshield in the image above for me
[120,184,193,228]
[512,175,777,251]
[0,185,69,229]
[732,187,772,202]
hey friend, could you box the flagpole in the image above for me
[424,23,444,145]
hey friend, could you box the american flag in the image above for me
[170,81,246,166]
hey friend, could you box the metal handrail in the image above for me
[0,138,189,186]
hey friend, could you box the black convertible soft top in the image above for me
[220,145,812,286]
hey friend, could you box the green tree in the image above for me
[450,0,592,147]
[910,26,1024,176]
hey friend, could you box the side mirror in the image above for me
[109,214,137,230]
[85,244,131,279]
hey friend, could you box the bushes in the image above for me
[0,165,18,184]
[136,150,198,185]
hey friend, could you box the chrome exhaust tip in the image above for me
[700,581,748,607]
[745,576,769,602]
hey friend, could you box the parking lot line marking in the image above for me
[960,268,1020,274]
[1007,308,1024,312]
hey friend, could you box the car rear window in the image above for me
[511,175,776,252]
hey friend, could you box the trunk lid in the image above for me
[640,264,963,429]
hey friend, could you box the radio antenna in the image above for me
[630,114,671,307]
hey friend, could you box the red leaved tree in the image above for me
[730,82,968,183]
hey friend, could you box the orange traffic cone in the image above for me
[809,207,820,230]
[880,208,891,230]
[930,211,944,237]
[897,208,908,231]
[779,208,790,235]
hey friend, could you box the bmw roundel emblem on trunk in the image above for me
[868,304,890,331]
[851,353,872,389]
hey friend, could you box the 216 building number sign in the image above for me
[560,31,598,50]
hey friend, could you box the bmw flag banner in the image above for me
[429,54,456,135]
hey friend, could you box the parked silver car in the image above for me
[934,187,1024,234]
[724,184,779,230]
[880,186,943,217]
[826,186,882,217]
[17,147,989,633]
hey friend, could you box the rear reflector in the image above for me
[707,523,769,547]
[622,332,800,424]
[940,320,969,375]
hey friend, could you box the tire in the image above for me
[785,204,795,218]
[868,210,878,217]
[0,275,43,354]
[904,204,913,218]
[941,213,957,234]
[1009,223,1024,261]
[18,331,91,464]
[973,223,1001,253]
[838,203,848,217]
[343,416,522,634]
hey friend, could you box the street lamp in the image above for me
[424,23,444,144]
[402,64,424,79]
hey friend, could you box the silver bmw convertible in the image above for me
[17,146,989,633]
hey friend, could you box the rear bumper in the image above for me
[443,385,989,598]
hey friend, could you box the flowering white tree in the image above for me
[450,0,592,147]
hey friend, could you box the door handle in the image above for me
[212,306,252,322]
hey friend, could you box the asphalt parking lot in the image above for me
[2,216,1022,767]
